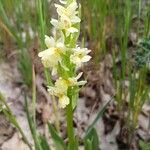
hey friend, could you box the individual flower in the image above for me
[48,78,69,108]
[48,73,86,108]
[51,15,78,37]
[55,1,81,24]
[38,36,65,75]
[70,47,91,67]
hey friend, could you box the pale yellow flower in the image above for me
[51,15,78,37]
[59,95,69,108]
[44,35,64,49]
[38,36,65,75]
[38,49,60,68]
[55,1,81,23]
[55,78,68,94]
[48,78,69,108]
[47,73,86,108]
[70,47,91,67]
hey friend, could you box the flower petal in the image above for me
[55,4,65,16]
[59,95,70,108]
[67,1,78,15]
[77,80,87,86]
[76,72,83,80]
[82,55,92,62]
[59,0,67,4]
[51,67,57,76]
[50,18,59,28]
[48,87,55,95]
[68,27,78,33]
[71,16,81,23]
[45,35,55,48]
[38,48,60,68]
[38,48,54,57]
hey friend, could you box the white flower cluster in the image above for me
[38,0,91,108]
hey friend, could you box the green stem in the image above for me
[66,99,75,149]
[32,65,36,125]
[137,0,141,37]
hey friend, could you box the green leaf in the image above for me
[39,135,51,150]
[140,141,150,150]
[84,139,92,150]
[74,136,79,150]
[24,93,43,150]
[83,99,112,150]
[84,128,99,150]
[48,123,67,150]
[86,99,112,134]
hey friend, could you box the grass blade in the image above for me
[48,123,67,150]
[24,93,43,150]
[85,98,112,135]
[39,135,51,150]
[84,128,99,150]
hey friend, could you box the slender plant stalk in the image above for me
[66,97,75,149]
[137,0,141,37]
[148,113,150,133]
[121,0,131,81]
[144,4,150,37]
[24,93,43,150]
[32,64,36,125]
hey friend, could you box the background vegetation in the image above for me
[0,0,150,149]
